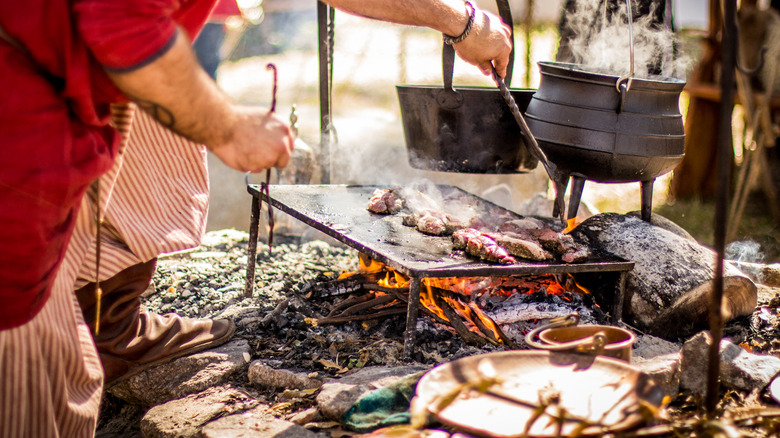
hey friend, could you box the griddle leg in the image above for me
[640,179,654,222]
[403,277,423,359]
[612,271,628,323]
[567,176,586,221]
[244,195,261,298]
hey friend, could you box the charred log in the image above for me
[302,272,388,298]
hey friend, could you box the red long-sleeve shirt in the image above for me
[0,0,216,329]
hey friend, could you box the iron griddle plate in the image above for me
[247,184,633,279]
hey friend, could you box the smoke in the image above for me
[726,240,765,263]
[562,0,692,79]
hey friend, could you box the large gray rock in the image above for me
[199,405,327,438]
[140,386,259,438]
[571,213,757,339]
[680,331,780,397]
[315,365,429,421]
[111,339,252,406]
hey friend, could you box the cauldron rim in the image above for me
[538,61,686,87]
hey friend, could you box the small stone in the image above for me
[110,339,252,407]
[289,406,319,425]
[140,386,258,438]
[199,405,324,438]
[248,360,322,391]
[315,365,429,421]
[680,331,780,397]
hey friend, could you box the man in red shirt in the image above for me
[0,0,512,436]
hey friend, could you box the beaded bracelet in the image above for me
[443,1,476,45]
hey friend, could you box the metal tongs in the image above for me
[491,66,567,225]
[244,62,278,253]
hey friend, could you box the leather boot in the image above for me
[75,259,236,388]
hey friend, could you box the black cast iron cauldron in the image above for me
[396,0,539,174]
[524,61,686,184]
[521,61,686,221]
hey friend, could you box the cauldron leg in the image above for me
[567,176,586,220]
[552,176,570,220]
[640,179,654,222]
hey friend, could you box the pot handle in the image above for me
[525,314,608,355]
[615,0,635,109]
[442,0,515,92]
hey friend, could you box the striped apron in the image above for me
[0,104,209,437]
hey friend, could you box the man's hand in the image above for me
[453,9,512,77]
[209,106,295,173]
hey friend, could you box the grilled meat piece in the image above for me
[452,228,517,264]
[415,214,447,236]
[531,228,569,255]
[367,189,403,214]
[403,209,468,236]
[495,218,590,263]
[452,228,483,250]
[488,232,553,261]
[562,245,590,263]
[497,217,545,232]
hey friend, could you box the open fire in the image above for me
[308,253,595,347]
[248,184,633,355]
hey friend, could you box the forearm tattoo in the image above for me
[131,97,176,129]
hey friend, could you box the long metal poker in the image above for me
[492,67,567,224]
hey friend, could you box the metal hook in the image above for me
[736,46,768,76]
[615,0,635,93]
[266,63,278,112]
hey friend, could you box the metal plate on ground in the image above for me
[414,350,665,437]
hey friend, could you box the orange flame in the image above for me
[359,255,386,273]
[420,283,448,321]
[563,217,580,234]
[343,253,590,344]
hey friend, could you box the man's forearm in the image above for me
[323,0,512,77]
[106,29,237,149]
[323,0,472,38]
[105,28,294,173]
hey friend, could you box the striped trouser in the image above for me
[0,104,208,437]
[0,275,103,438]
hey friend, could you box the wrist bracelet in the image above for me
[443,1,476,45]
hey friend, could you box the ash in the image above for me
[142,230,496,370]
[146,230,360,322]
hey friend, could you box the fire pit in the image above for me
[245,184,634,356]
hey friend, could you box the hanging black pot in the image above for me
[396,0,539,174]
